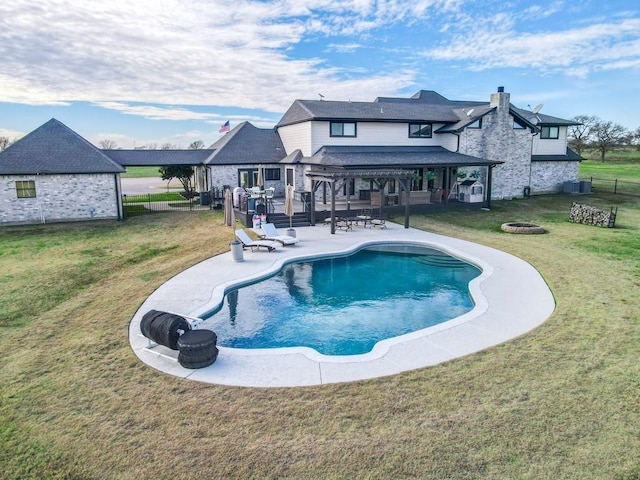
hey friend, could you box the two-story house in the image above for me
[0,87,580,226]
[205,86,581,209]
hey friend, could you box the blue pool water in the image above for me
[203,244,481,355]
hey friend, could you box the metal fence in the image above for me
[122,188,225,217]
[587,177,640,197]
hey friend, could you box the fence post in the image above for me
[614,179,617,195]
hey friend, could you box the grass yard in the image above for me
[0,193,638,479]
[121,166,163,178]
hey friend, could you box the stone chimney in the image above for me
[490,86,510,111]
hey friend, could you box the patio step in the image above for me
[267,213,311,229]
[412,255,470,268]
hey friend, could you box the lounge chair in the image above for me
[259,223,300,246]
[370,218,386,229]
[336,218,352,231]
[235,229,280,252]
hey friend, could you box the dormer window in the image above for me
[409,123,432,138]
[541,126,559,139]
[330,121,357,137]
[468,119,482,129]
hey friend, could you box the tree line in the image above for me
[568,115,639,162]
[0,135,208,153]
[3,119,638,164]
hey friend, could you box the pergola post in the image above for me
[485,165,494,209]
[330,180,337,234]
[398,178,411,229]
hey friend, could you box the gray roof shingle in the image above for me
[531,147,584,162]
[306,146,502,168]
[103,149,214,166]
[276,90,576,129]
[276,99,463,128]
[205,122,285,165]
[0,118,125,175]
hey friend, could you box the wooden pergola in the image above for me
[306,168,415,234]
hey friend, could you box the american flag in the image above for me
[219,121,230,133]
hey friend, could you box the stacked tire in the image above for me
[177,329,219,369]
[140,310,191,350]
[140,309,218,369]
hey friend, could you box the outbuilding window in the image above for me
[16,180,36,198]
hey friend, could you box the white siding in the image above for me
[532,126,568,155]
[310,121,459,154]
[278,123,312,156]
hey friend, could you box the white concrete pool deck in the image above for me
[129,222,555,387]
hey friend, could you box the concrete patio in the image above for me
[128,221,555,387]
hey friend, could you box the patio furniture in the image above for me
[259,223,300,246]
[370,218,387,229]
[336,218,353,231]
[235,229,280,252]
[265,187,275,213]
[355,208,372,227]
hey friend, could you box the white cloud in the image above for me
[0,0,451,114]
[92,102,223,121]
[0,128,25,140]
[425,18,640,75]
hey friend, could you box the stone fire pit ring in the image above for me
[501,222,545,234]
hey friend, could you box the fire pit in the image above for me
[501,222,545,234]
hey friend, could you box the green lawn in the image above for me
[580,160,640,182]
[0,193,638,479]
[121,166,162,178]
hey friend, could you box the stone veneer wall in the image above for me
[459,91,533,200]
[206,165,286,196]
[530,161,579,194]
[1,174,120,225]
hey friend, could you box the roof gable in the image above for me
[0,118,125,175]
[276,90,576,129]
[205,122,285,165]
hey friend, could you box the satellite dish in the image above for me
[532,103,543,114]
[465,108,474,117]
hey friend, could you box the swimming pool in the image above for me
[202,245,480,355]
[130,225,555,387]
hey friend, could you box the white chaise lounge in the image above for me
[259,223,300,246]
[235,229,280,252]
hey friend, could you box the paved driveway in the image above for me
[121,177,182,195]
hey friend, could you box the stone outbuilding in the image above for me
[0,119,125,225]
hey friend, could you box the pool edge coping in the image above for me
[128,223,555,387]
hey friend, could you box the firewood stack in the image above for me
[569,203,616,228]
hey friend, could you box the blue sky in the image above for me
[1,0,639,148]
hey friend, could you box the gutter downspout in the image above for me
[115,173,123,220]
[528,129,539,196]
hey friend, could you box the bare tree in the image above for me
[0,136,11,152]
[590,119,628,162]
[630,127,640,151]
[568,115,597,156]
[99,139,118,149]
[161,143,179,150]
[188,140,205,150]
